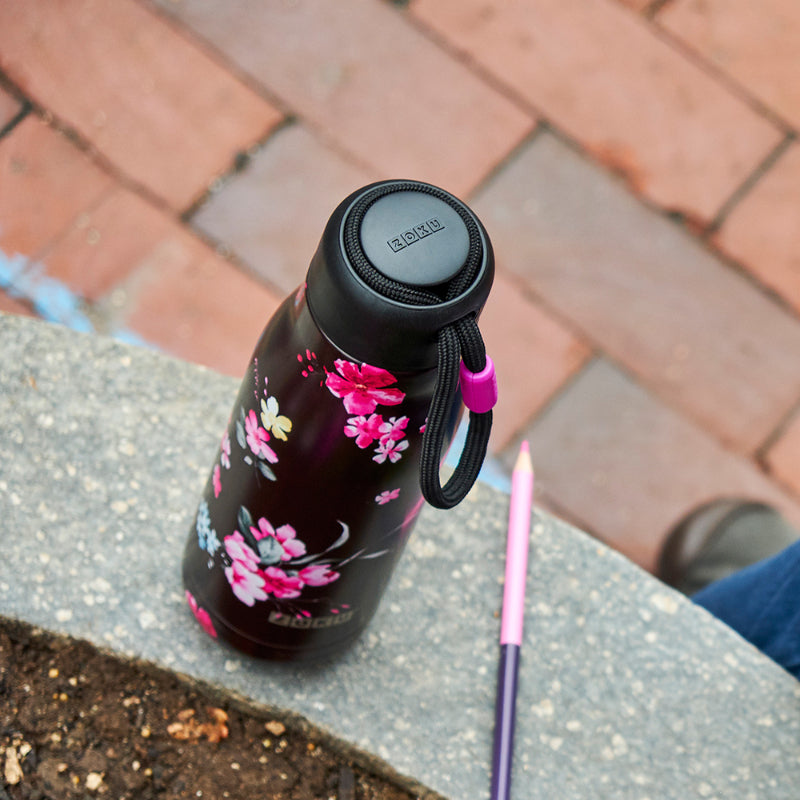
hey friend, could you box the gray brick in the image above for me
[474,132,800,453]
[518,358,800,570]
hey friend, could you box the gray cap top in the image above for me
[359,190,470,286]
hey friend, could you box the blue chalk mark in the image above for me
[112,328,153,349]
[1,248,157,351]
[3,256,96,333]
[0,251,28,290]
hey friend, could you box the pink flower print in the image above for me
[185,590,217,638]
[245,409,278,463]
[375,488,401,505]
[225,560,268,606]
[379,415,409,443]
[261,567,304,599]
[212,464,222,498]
[220,431,231,469]
[298,564,340,587]
[250,518,307,561]
[344,414,384,448]
[298,349,324,386]
[224,531,260,572]
[325,360,405,415]
[373,437,409,464]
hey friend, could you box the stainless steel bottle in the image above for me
[183,180,495,660]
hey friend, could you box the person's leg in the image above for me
[658,501,800,680]
[692,539,800,679]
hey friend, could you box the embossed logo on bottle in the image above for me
[268,610,355,629]
[387,218,445,253]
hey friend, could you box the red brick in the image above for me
[659,0,800,129]
[0,289,36,318]
[154,0,534,199]
[713,142,800,315]
[0,0,283,211]
[0,115,111,258]
[411,0,782,223]
[40,187,177,301]
[192,124,378,296]
[517,358,800,572]
[765,408,800,499]
[473,132,800,454]
[0,88,21,130]
[117,233,281,377]
[616,0,652,11]
[480,272,591,452]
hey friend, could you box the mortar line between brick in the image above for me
[752,427,800,504]
[407,0,790,145]
[706,132,797,236]
[501,349,597,453]
[528,125,800,329]
[143,0,385,188]
[699,224,800,326]
[465,125,545,203]
[504,268,796,468]
[465,125,800,458]
[180,116,299,223]
[648,15,794,135]
[0,99,30,140]
[502,121,709,236]
[141,0,293,121]
[179,218,288,301]
[5,76,283,235]
[645,0,674,20]
[4,111,367,322]
[177,117,380,301]
[755,397,800,465]
[515,347,800,538]
[493,267,600,363]
[400,5,544,123]
[1,93,283,311]
[1,74,188,216]
[143,0,379,184]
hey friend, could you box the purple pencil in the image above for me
[490,441,534,800]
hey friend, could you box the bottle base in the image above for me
[184,573,367,663]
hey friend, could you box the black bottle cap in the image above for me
[306,180,494,372]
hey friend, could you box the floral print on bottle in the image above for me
[186,353,416,631]
[182,289,453,659]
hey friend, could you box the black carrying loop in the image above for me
[343,183,492,509]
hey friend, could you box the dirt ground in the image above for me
[0,618,434,800]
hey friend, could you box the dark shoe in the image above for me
[657,499,798,596]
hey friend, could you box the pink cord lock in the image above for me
[459,355,498,414]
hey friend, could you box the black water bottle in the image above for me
[183,180,496,660]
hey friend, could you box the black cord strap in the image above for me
[343,183,493,510]
[419,321,493,508]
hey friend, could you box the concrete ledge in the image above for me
[2,312,799,799]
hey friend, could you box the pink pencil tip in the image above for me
[513,440,533,474]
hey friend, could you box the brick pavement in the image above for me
[1,0,799,570]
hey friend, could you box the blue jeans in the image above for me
[693,539,800,680]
